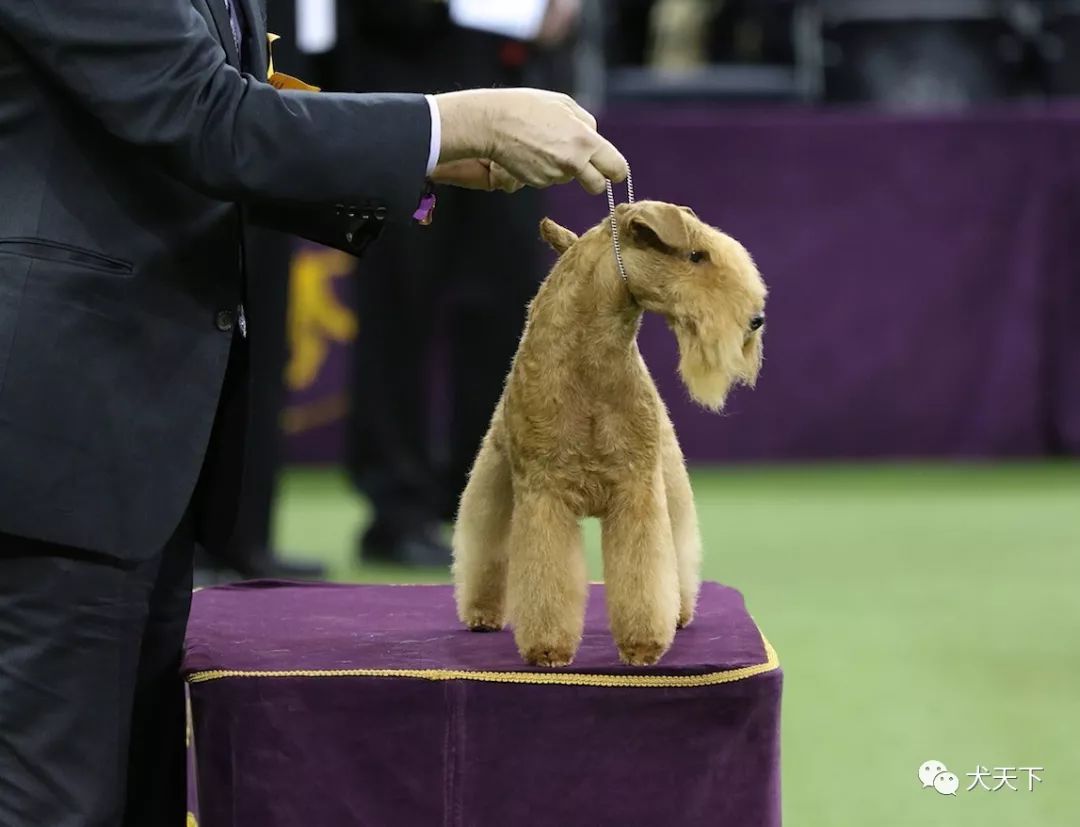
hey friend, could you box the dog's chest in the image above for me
[507,396,660,518]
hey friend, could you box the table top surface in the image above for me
[182,581,775,682]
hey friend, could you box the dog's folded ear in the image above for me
[539,218,579,255]
[624,202,690,253]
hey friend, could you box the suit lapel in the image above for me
[238,0,269,76]
[200,0,243,70]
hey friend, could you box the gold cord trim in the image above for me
[186,636,778,688]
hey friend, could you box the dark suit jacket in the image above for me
[0,0,431,559]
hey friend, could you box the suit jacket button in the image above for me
[215,309,235,332]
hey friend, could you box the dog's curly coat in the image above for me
[453,201,767,667]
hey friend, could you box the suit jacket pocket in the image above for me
[0,237,133,276]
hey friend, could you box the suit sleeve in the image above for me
[246,201,391,257]
[1,0,431,222]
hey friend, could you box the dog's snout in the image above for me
[749,314,765,332]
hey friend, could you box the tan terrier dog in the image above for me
[453,201,766,667]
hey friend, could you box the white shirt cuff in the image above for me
[425,95,441,176]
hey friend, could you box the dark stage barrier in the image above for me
[283,104,1080,463]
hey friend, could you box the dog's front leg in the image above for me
[507,491,586,667]
[602,470,680,666]
[659,418,702,628]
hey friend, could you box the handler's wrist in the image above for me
[433,90,496,163]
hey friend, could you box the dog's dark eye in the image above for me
[688,250,706,264]
[748,314,765,331]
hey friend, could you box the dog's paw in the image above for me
[521,644,575,668]
[676,609,695,630]
[462,608,505,633]
[617,638,668,667]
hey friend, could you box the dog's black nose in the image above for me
[749,314,765,331]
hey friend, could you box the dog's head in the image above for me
[541,201,766,410]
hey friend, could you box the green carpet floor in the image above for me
[273,462,1080,826]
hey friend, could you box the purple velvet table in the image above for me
[183,581,782,827]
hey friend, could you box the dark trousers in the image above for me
[346,185,545,528]
[334,21,547,531]
[0,517,195,827]
[0,334,248,826]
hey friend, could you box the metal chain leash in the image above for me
[605,166,635,282]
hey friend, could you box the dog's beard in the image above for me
[673,321,762,411]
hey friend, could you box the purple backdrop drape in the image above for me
[284,104,1080,463]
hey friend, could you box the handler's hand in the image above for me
[430,159,524,193]
[434,88,627,195]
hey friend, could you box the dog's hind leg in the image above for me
[660,418,702,628]
[453,432,513,632]
[602,467,680,666]
[507,491,586,667]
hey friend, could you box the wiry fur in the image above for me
[452,201,767,667]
